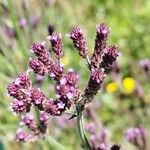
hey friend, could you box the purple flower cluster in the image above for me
[140,59,150,77]
[91,24,120,72]
[84,68,105,102]
[100,45,120,73]
[91,23,110,68]
[7,73,32,114]
[56,69,80,105]
[16,128,30,142]
[85,123,120,150]
[68,27,88,58]
[124,126,147,150]
[29,41,64,81]
[67,23,120,104]
[7,23,120,142]
[4,24,16,39]
[48,32,63,60]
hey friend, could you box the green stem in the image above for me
[76,104,91,150]
[7,0,28,58]
[22,0,34,45]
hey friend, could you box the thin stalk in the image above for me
[46,136,67,150]
[7,0,28,58]
[76,104,91,150]
[22,0,34,45]
[86,55,91,70]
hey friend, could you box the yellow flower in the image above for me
[106,82,118,93]
[61,57,69,66]
[122,77,135,94]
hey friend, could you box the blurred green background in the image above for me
[0,0,150,149]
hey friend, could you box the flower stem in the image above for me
[7,0,28,59]
[76,104,91,150]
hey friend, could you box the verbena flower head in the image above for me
[31,41,46,56]
[91,23,110,68]
[29,58,47,75]
[100,45,120,73]
[31,88,47,109]
[7,23,120,142]
[48,32,63,60]
[84,68,105,102]
[67,27,88,58]
[11,100,29,114]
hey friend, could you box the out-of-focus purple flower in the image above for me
[90,134,97,148]
[55,114,75,129]
[111,62,120,74]
[22,113,33,125]
[97,129,108,144]
[4,25,15,39]
[100,45,120,73]
[21,113,36,130]
[29,58,47,75]
[30,16,40,29]
[67,27,88,58]
[91,23,110,68]
[85,123,96,134]
[88,128,109,150]
[140,59,150,77]
[16,129,29,142]
[124,126,147,150]
[48,32,63,60]
[48,24,55,35]
[36,75,44,82]
[97,143,106,150]
[84,68,105,102]
[40,111,49,126]
[19,18,27,29]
